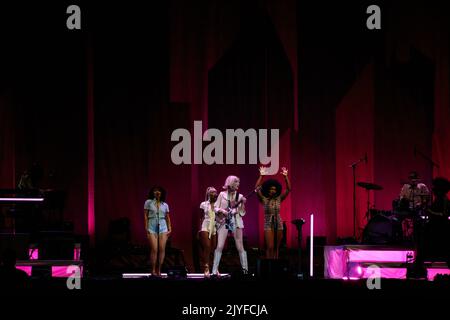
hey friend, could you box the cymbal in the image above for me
[357,182,383,190]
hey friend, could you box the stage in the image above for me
[2,2,450,313]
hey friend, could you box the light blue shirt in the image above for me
[144,199,170,219]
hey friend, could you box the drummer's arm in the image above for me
[421,184,430,195]
[399,184,408,199]
[421,184,431,205]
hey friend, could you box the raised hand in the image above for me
[259,166,268,176]
[281,167,288,177]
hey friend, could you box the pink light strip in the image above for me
[87,34,95,246]
[122,273,230,279]
[16,265,84,278]
[16,266,32,276]
[347,250,413,263]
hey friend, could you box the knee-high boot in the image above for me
[212,250,222,275]
[239,251,248,273]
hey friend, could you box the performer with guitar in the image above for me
[211,175,256,276]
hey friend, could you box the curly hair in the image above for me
[147,186,167,202]
[261,179,282,198]
[432,177,450,194]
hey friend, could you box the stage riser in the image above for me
[325,245,450,281]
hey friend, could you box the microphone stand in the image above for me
[349,155,367,241]
[292,219,305,279]
[415,147,440,171]
[273,214,278,259]
[155,200,161,277]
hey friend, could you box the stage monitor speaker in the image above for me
[256,259,290,279]
[167,266,188,279]
[0,233,30,260]
[32,265,52,279]
[39,231,75,260]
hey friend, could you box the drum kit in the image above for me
[357,181,431,245]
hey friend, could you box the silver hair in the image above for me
[223,175,239,190]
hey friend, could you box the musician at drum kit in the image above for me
[397,171,430,240]
[399,171,430,210]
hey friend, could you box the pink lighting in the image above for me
[325,245,450,281]
[356,266,363,275]
[16,266,32,276]
[427,268,450,280]
[16,265,83,278]
[29,248,38,260]
[122,273,230,279]
[347,249,414,262]
[52,266,84,278]
[74,247,81,260]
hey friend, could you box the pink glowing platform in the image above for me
[122,273,230,279]
[324,245,450,281]
[16,260,83,278]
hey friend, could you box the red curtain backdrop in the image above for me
[0,1,449,272]
[0,92,15,189]
[336,63,375,239]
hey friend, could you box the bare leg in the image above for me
[157,233,168,276]
[199,231,212,274]
[275,230,283,259]
[147,233,158,274]
[264,230,274,259]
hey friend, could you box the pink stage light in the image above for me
[74,248,81,260]
[16,265,83,277]
[356,266,363,275]
[52,266,84,278]
[16,266,32,276]
[347,249,414,263]
[29,248,38,260]
[427,268,450,281]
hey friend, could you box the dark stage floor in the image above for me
[6,275,450,298]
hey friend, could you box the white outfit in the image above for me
[199,201,216,238]
[215,191,246,229]
[212,190,248,274]
[400,183,430,209]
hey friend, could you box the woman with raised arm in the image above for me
[255,167,291,259]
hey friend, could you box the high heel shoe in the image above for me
[204,265,210,277]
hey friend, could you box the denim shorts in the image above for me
[147,218,168,234]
